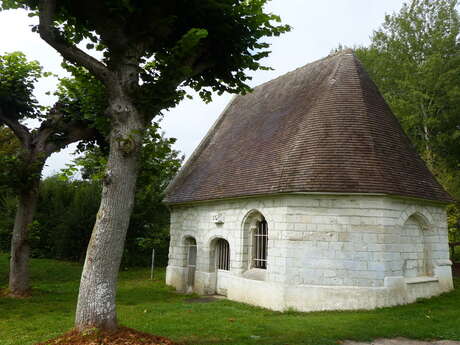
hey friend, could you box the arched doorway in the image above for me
[184,236,197,293]
[211,238,231,295]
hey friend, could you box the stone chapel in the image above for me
[163,51,454,311]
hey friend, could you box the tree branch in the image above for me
[38,0,112,84]
[29,106,97,156]
[42,122,98,157]
[0,109,31,148]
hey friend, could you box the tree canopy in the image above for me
[0,51,42,118]
[356,0,460,172]
[2,0,290,115]
[355,0,460,240]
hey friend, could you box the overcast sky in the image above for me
[0,0,405,176]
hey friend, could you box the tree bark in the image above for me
[420,102,435,170]
[8,177,40,296]
[75,89,144,330]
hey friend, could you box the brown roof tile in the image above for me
[164,52,453,204]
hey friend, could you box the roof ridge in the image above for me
[251,52,347,92]
[276,56,343,192]
[352,55,452,201]
[349,55,391,192]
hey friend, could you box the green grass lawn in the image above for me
[1,254,459,345]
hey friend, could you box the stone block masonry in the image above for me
[166,193,453,312]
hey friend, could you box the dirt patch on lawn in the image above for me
[184,296,219,303]
[0,288,32,298]
[342,338,460,345]
[35,327,177,345]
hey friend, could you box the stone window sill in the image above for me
[242,268,267,281]
[405,276,439,284]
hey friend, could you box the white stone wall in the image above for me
[166,196,289,292]
[281,196,450,288]
[165,194,453,311]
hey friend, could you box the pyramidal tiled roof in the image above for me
[164,51,453,204]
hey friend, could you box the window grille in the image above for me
[253,218,268,269]
[216,239,230,270]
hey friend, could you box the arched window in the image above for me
[216,239,230,271]
[253,217,268,269]
[242,210,269,274]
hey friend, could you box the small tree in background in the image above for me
[0,52,101,296]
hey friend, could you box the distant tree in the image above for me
[70,124,183,267]
[128,126,182,267]
[2,0,290,330]
[356,0,460,172]
[24,176,101,261]
[1,123,181,265]
[0,52,99,296]
[355,0,460,242]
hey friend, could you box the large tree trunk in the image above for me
[75,88,144,330]
[8,178,40,296]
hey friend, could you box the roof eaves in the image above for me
[165,190,454,207]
